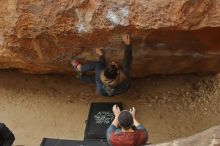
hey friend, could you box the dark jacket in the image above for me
[99,44,133,96]
[0,123,15,146]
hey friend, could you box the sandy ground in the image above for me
[0,70,220,146]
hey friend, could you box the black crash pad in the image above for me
[84,102,123,141]
[40,138,109,146]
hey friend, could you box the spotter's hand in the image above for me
[112,105,121,117]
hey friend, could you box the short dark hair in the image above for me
[104,65,118,79]
[118,111,134,130]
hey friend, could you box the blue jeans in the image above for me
[81,61,108,96]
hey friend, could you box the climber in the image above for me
[71,34,132,96]
[106,105,148,146]
[0,123,15,146]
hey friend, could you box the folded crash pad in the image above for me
[40,138,109,146]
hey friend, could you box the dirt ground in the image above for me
[0,70,220,146]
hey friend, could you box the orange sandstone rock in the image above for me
[0,0,220,77]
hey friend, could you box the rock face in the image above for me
[0,0,220,77]
[150,125,220,146]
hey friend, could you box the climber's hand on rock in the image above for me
[96,48,104,56]
[122,34,131,45]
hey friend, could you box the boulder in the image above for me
[0,0,220,77]
[150,125,220,146]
